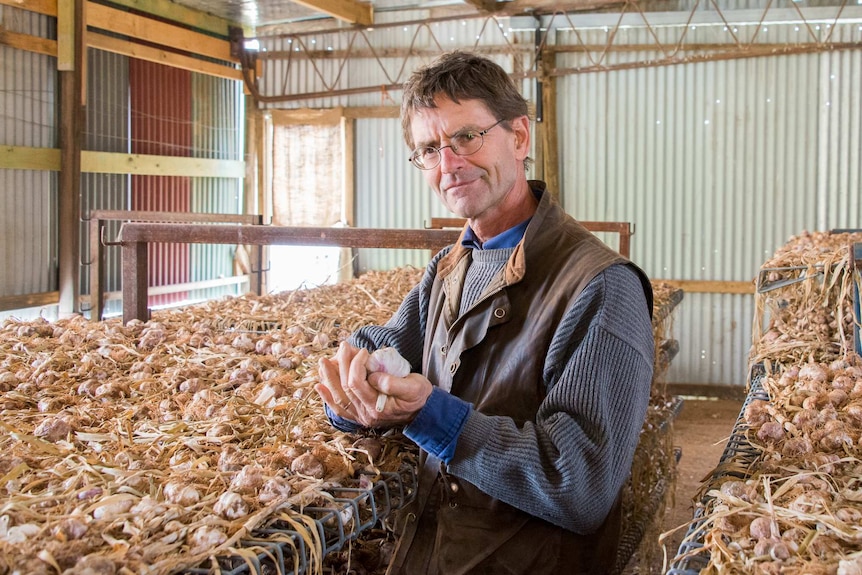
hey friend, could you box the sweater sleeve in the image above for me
[347,251,446,370]
[446,264,655,534]
[323,252,448,431]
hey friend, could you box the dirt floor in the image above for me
[621,397,744,574]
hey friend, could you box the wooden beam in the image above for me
[1,146,244,177]
[0,0,56,16]
[463,0,501,12]
[97,0,234,37]
[655,279,754,295]
[88,32,241,81]
[503,0,625,14]
[2,1,239,77]
[539,48,559,201]
[56,0,75,70]
[86,2,237,64]
[0,291,59,313]
[88,210,260,320]
[0,26,57,56]
[58,0,85,316]
[81,152,245,177]
[270,108,345,126]
[342,106,400,119]
[289,0,373,26]
[340,116,355,283]
[1,146,61,170]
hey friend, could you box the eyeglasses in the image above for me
[408,119,506,170]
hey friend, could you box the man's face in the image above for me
[409,96,529,224]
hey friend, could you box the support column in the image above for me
[540,48,559,200]
[57,0,86,316]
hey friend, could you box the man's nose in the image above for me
[437,145,464,171]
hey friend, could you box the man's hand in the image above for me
[315,341,433,428]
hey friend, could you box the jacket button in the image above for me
[494,308,506,319]
[449,363,457,375]
[440,345,447,355]
[449,482,459,493]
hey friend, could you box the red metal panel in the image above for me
[129,60,191,307]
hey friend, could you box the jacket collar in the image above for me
[437,180,554,286]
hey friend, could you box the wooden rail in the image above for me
[89,210,262,321]
[118,223,462,323]
[428,217,634,258]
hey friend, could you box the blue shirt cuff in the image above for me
[403,387,472,464]
[325,403,366,433]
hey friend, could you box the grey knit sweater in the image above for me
[350,250,654,535]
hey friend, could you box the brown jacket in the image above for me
[388,182,652,575]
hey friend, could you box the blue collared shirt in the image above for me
[461,218,530,250]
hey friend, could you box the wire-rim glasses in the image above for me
[408,119,506,170]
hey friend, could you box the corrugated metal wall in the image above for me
[353,117,444,273]
[267,8,861,387]
[0,7,57,309]
[554,16,862,386]
[82,49,129,317]
[189,74,245,303]
[129,61,192,307]
[81,53,245,316]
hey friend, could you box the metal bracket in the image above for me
[101,225,124,247]
[756,265,824,293]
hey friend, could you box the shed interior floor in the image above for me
[622,397,744,574]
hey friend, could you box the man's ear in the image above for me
[511,115,531,159]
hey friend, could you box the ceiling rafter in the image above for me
[289,0,373,26]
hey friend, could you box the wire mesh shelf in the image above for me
[612,395,684,575]
[853,242,861,357]
[181,466,417,575]
[665,367,768,575]
[653,287,684,325]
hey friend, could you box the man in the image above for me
[315,50,654,575]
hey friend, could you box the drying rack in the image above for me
[181,467,416,575]
[665,366,768,574]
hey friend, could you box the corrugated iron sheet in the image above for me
[0,7,58,303]
[554,18,862,386]
[82,49,130,317]
[129,60,192,307]
[304,10,861,387]
[189,68,246,302]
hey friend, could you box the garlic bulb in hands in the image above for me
[366,347,411,411]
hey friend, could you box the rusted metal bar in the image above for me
[89,210,261,321]
[427,217,633,258]
[122,239,150,323]
[118,224,462,323]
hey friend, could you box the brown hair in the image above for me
[400,50,530,150]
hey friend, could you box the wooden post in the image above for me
[57,0,86,316]
[540,49,559,200]
[340,115,356,283]
[244,95,263,295]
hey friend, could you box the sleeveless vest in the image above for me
[388,182,653,575]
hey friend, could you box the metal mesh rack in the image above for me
[665,367,768,575]
[181,466,417,575]
[853,242,861,356]
[654,287,684,324]
[612,396,684,575]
